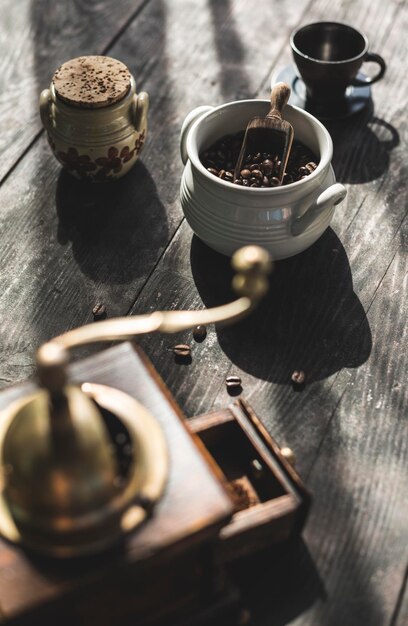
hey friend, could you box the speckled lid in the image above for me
[52,56,132,109]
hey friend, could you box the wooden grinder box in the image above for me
[0,343,310,625]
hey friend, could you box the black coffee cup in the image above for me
[290,22,386,104]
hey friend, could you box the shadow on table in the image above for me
[190,228,372,384]
[230,537,326,625]
[325,102,400,185]
[55,162,169,285]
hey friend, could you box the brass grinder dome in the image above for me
[0,344,168,557]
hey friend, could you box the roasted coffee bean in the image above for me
[207,167,219,176]
[306,161,317,173]
[193,325,207,342]
[200,134,318,187]
[261,159,274,176]
[291,370,305,384]
[225,375,242,388]
[173,344,191,357]
[92,302,107,320]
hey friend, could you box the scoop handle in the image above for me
[267,82,291,119]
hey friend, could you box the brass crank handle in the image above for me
[37,246,272,384]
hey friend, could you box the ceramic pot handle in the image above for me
[180,105,213,165]
[39,89,52,133]
[291,183,347,237]
[133,91,149,133]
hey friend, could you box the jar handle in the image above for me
[291,183,347,236]
[133,91,149,133]
[180,105,214,165]
[39,89,52,134]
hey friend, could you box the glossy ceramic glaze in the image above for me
[180,99,347,259]
[40,76,149,182]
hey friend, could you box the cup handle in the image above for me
[351,52,386,86]
[180,105,213,165]
[133,91,149,133]
[291,183,347,237]
[39,89,52,133]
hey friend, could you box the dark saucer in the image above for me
[272,64,372,120]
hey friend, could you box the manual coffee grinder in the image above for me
[0,246,310,626]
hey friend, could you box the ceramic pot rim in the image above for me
[186,99,333,195]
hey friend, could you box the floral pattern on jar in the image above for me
[51,130,146,181]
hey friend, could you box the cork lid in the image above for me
[52,56,132,109]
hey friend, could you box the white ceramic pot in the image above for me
[40,76,148,182]
[180,100,347,259]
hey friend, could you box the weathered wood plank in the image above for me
[394,570,408,626]
[285,244,408,626]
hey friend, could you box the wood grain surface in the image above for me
[0,0,406,624]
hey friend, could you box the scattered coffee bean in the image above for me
[225,375,242,389]
[193,325,207,342]
[291,370,305,384]
[201,132,318,187]
[92,302,107,321]
[173,344,191,357]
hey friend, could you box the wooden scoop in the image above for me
[234,82,294,184]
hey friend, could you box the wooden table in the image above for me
[0,1,406,625]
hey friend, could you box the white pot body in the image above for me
[39,77,149,182]
[180,100,347,259]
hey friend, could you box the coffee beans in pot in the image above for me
[200,131,318,187]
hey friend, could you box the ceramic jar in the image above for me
[180,99,347,259]
[39,56,149,182]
